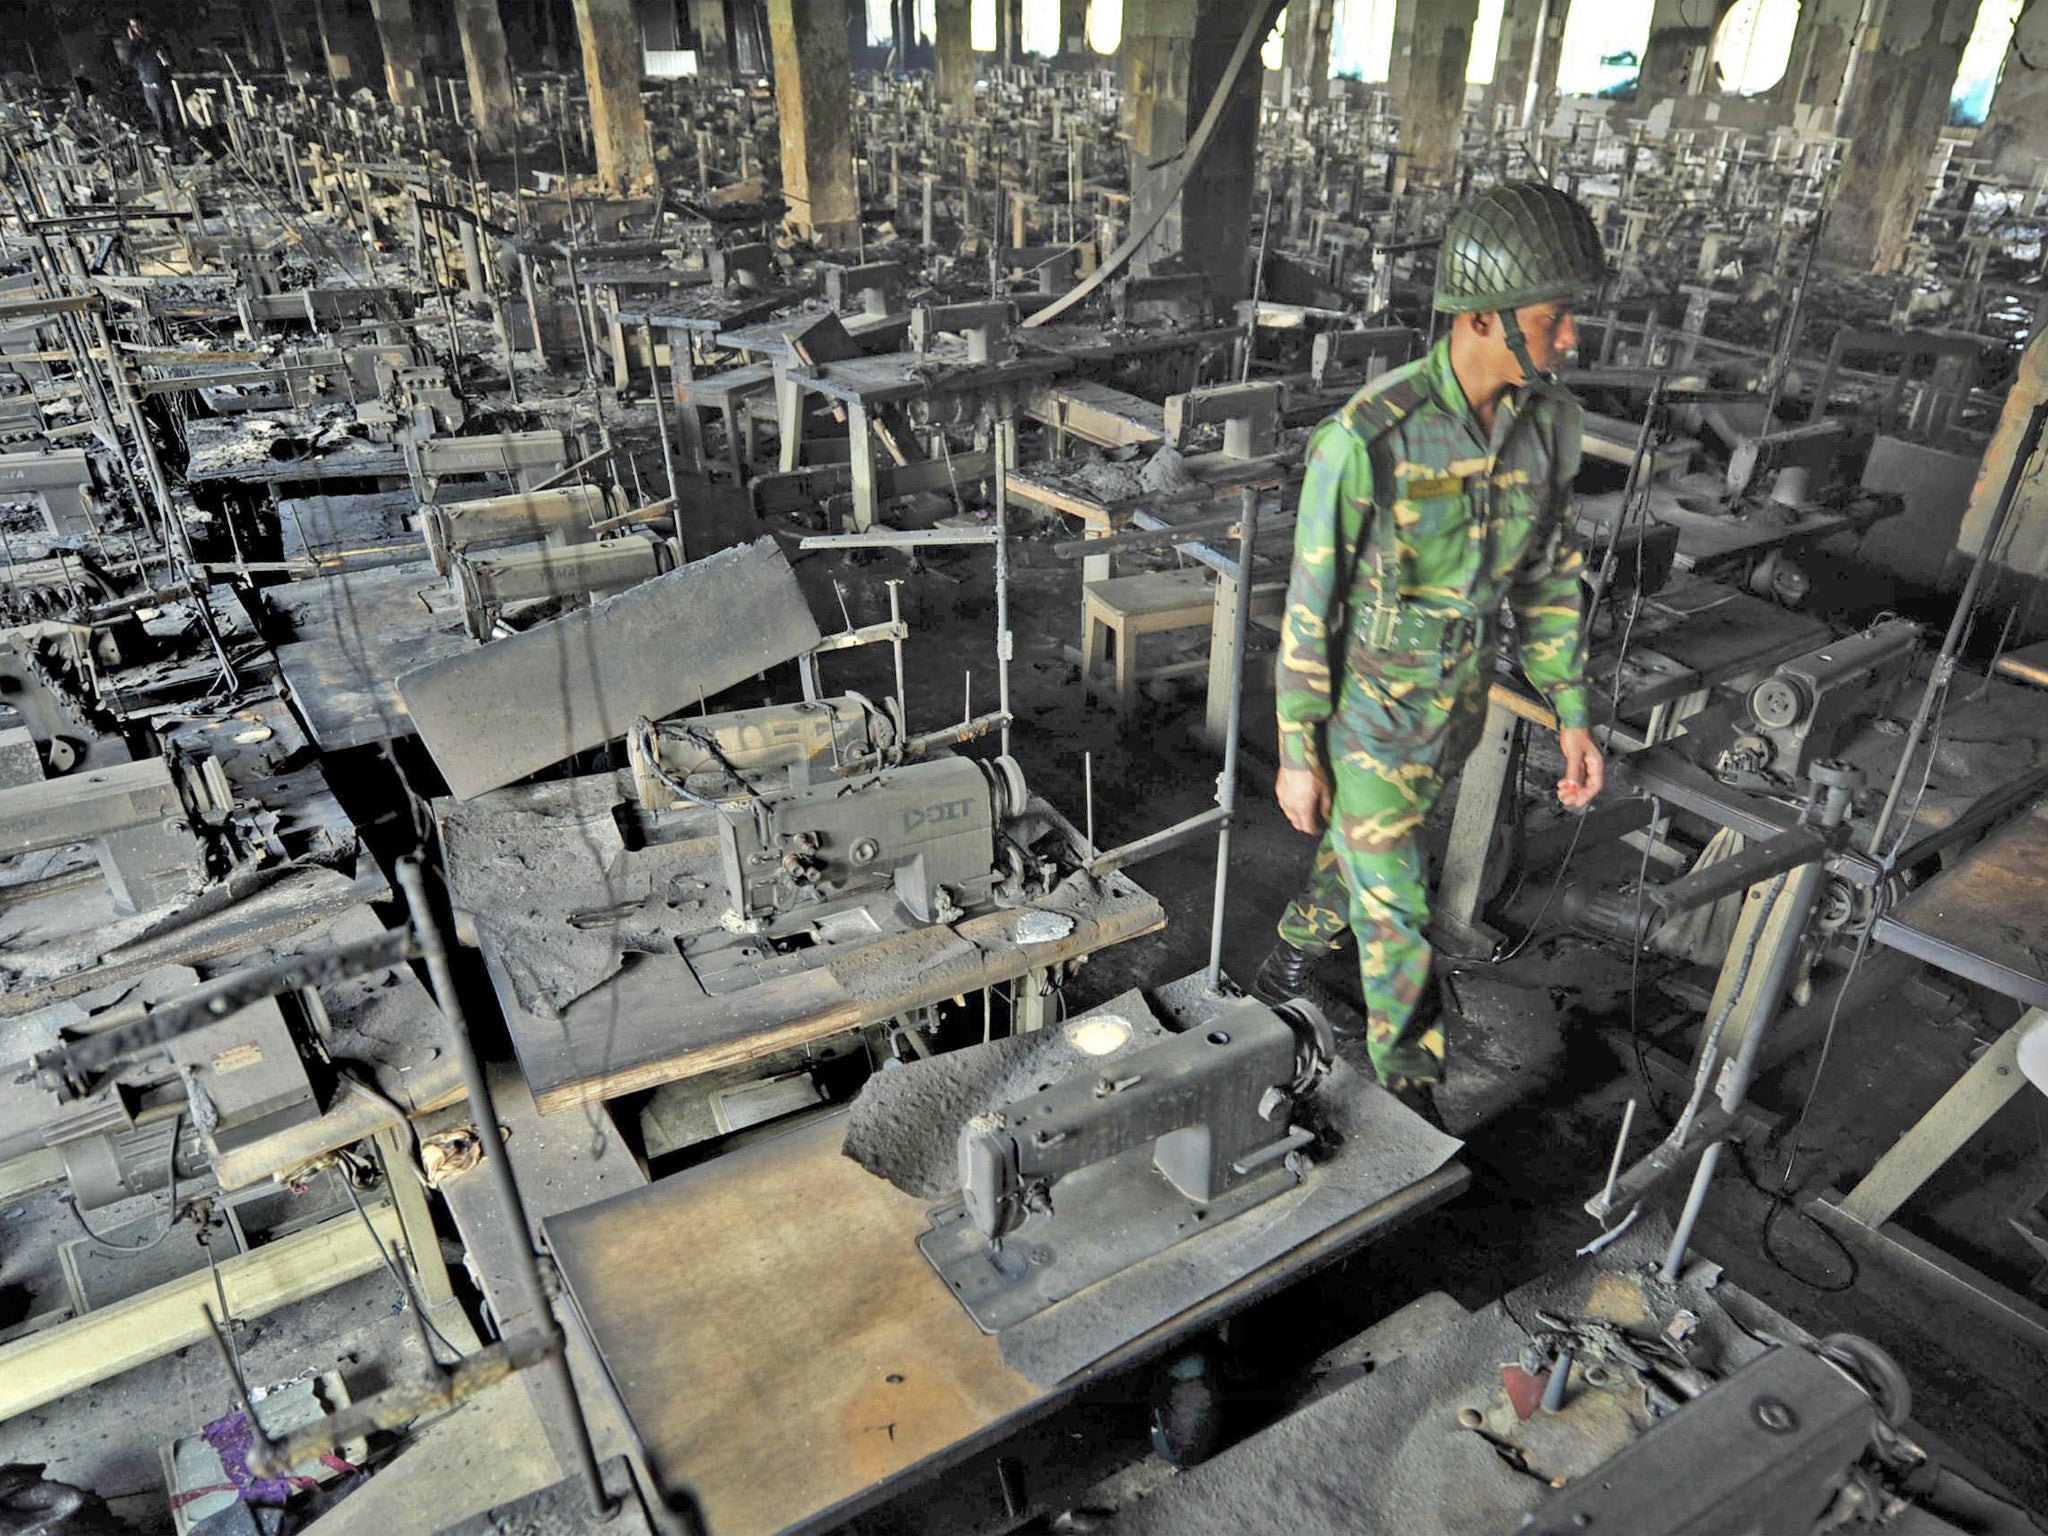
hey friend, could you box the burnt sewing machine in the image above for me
[918,996,1336,1332]
[417,484,617,574]
[675,751,1054,995]
[716,753,1036,935]
[449,532,680,639]
[1714,618,1920,791]
[625,693,903,810]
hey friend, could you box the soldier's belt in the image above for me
[1363,603,1492,654]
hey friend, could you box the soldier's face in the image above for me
[1511,301,1577,376]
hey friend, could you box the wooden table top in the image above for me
[1878,795,2048,1007]
[437,779,1166,1113]
[546,1107,1466,1534]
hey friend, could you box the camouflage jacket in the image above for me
[1275,337,1590,777]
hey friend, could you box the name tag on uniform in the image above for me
[1403,472,1462,500]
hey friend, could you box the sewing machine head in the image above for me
[959,996,1334,1244]
[716,753,1033,936]
[922,997,1336,1332]
[1717,618,1920,790]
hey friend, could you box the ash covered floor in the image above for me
[756,488,2048,1524]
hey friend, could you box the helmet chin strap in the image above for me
[1499,306,1582,402]
[1498,307,1545,388]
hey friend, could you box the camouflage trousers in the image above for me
[1276,643,1492,1083]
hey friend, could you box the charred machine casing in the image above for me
[717,754,1031,936]
[920,997,1335,1332]
[627,693,903,809]
[1719,618,1919,788]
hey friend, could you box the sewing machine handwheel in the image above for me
[1274,998,1336,1096]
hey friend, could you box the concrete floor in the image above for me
[4,468,2041,1530]
[778,489,2048,1520]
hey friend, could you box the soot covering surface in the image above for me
[842,989,1170,1199]
[842,977,1463,1386]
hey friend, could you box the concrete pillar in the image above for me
[455,0,518,149]
[572,0,655,194]
[689,0,730,75]
[1123,0,1267,305]
[369,0,428,111]
[1398,0,1478,190]
[1974,2,2048,180]
[1529,0,1568,120]
[768,0,860,247]
[271,0,321,79]
[1060,0,1088,59]
[1389,0,1417,103]
[1630,0,1727,115]
[1280,0,1334,101]
[1773,0,1864,131]
[1818,0,1980,274]
[935,0,975,112]
[1488,0,1549,123]
[317,0,387,95]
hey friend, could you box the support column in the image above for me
[1388,0,1417,103]
[317,0,387,95]
[1628,0,1726,117]
[1527,0,1568,123]
[1279,0,1335,101]
[1817,0,1981,275]
[270,0,321,79]
[572,0,655,194]
[1974,2,2048,180]
[1488,0,1547,123]
[1122,0,1268,305]
[935,0,975,113]
[369,0,428,111]
[768,0,860,248]
[688,0,730,76]
[1772,0,1863,131]
[1060,0,1088,59]
[1398,0,1478,191]
[456,0,518,150]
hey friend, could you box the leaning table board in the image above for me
[434,773,1166,1113]
[543,1109,1468,1535]
[1871,794,2048,1008]
[258,560,472,750]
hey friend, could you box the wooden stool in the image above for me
[1080,569,1217,715]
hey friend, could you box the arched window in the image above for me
[918,0,936,45]
[1021,0,1061,56]
[866,0,895,49]
[1330,0,1397,81]
[1466,0,1506,85]
[971,0,998,52]
[1263,7,1287,72]
[1087,0,1122,55]
[1952,0,2022,126]
[1711,0,1798,96]
[1554,0,1653,97]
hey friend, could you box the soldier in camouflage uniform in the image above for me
[1252,182,1610,1096]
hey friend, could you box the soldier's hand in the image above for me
[1557,727,1604,809]
[1276,766,1332,836]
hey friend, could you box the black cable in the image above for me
[1625,796,1666,1118]
[1727,1137,1860,1293]
[339,1166,463,1364]
[65,1111,183,1254]
[1492,420,1654,966]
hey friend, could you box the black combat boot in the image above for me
[1250,940,1369,1038]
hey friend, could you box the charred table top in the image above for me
[1873,793,2048,1007]
[260,560,471,750]
[612,284,805,335]
[542,1004,1465,1536]
[184,415,409,486]
[433,773,1166,1114]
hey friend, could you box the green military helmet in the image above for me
[1434,181,1606,315]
